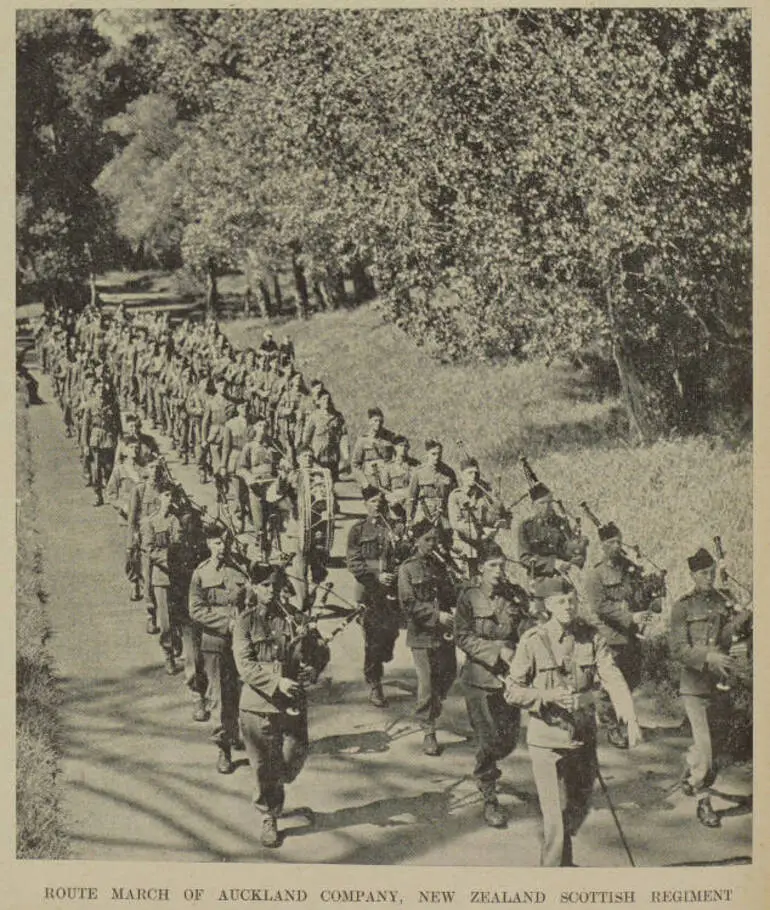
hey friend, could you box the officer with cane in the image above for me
[504,578,642,866]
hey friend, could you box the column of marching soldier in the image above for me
[33,304,753,863]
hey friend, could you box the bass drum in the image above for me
[296,466,336,562]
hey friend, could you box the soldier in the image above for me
[518,482,587,597]
[455,541,529,827]
[233,564,326,848]
[397,519,457,756]
[105,435,145,521]
[128,461,168,622]
[301,390,349,481]
[504,580,641,866]
[83,379,121,507]
[237,418,279,550]
[120,412,160,464]
[380,435,417,515]
[346,485,402,708]
[351,407,395,490]
[448,458,509,579]
[669,548,752,828]
[407,439,457,528]
[221,399,251,528]
[143,483,184,675]
[189,524,246,774]
[201,375,232,481]
[583,522,648,749]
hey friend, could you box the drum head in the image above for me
[296,466,335,560]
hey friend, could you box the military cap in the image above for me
[477,540,505,564]
[392,435,409,447]
[460,457,479,472]
[598,522,621,541]
[249,562,277,585]
[411,518,437,540]
[530,575,572,599]
[204,522,227,540]
[688,548,715,573]
[529,482,551,502]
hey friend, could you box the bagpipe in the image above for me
[713,535,753,692]
[579,501,667,613]
[275,580,366,715]
[520,455,589,568]
[456,439,517,528]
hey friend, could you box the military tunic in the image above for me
[188,558,245,749]
[398,552,457,732]
[505,619,634,866]
[346,516,401,686]
[669,587,751,795]
[455,580,528,793]
[233,603,312,817]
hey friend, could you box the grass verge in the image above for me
[16,388,69,859]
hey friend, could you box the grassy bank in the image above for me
[227,304,752,603]
[16,389,69,859]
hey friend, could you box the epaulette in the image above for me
[519,625,543,643]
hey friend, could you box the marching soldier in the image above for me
[669,548,752,828]
[455,541,529,827]
[448,458,509,579]
[504,580,642,866]
[201,375,232,482]
[237,418,279,550]
[233,564,326,848]
[128,461,168,620]
[351,407,395,490]
[188,524,246,774]
[407,439,457,528]
[583,521,647,749]
[346,485,402,707]
[518,482,587,600]
[143,483,184,675]
[83,378,121,507]
[398,519,457,756]
[380,435,416,514]
[301,390,349,481]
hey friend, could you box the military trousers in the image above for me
[201,648,241,749]
[181,620,206,698]
[90,446,115,495]
[681,694,718,794]
[411,642,457,733]
[465,686,521,793]
[240,709,309,818]
[354,582,401,686]
[597,641,642,728]
[529,740,598,867]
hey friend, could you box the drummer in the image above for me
[236,417,279,556]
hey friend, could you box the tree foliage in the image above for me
[19,8,751,439]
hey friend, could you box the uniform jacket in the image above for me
[669,587,749,696]
[142,511,182,587]
[582,556,640,648]
[346,516,393,588]
[398,552,456,648]
[517,512,574,578]
[351,430,395,477]
[233,603,297,715]
[188,558,245,653]
[407,463,457,523]
[455,581,527,690]
[505,619,633,749]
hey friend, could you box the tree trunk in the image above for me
[292,254,310,320]
[351,259,376,302]
[205,258,219,317]
[313,281,330,312]
[327,269,347,309]
[258,279,272,317]
[272,273,283,313]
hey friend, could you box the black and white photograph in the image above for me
[14,3,756,883]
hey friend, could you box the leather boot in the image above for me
[483,797,508,829]
[422,733,440,756]
[369,683,387,708]
[216,746,234,775]
[261,816,280,848]
[192,696,209,723]
[697,796,720,828]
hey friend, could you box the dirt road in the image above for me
[27,371,752,866]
